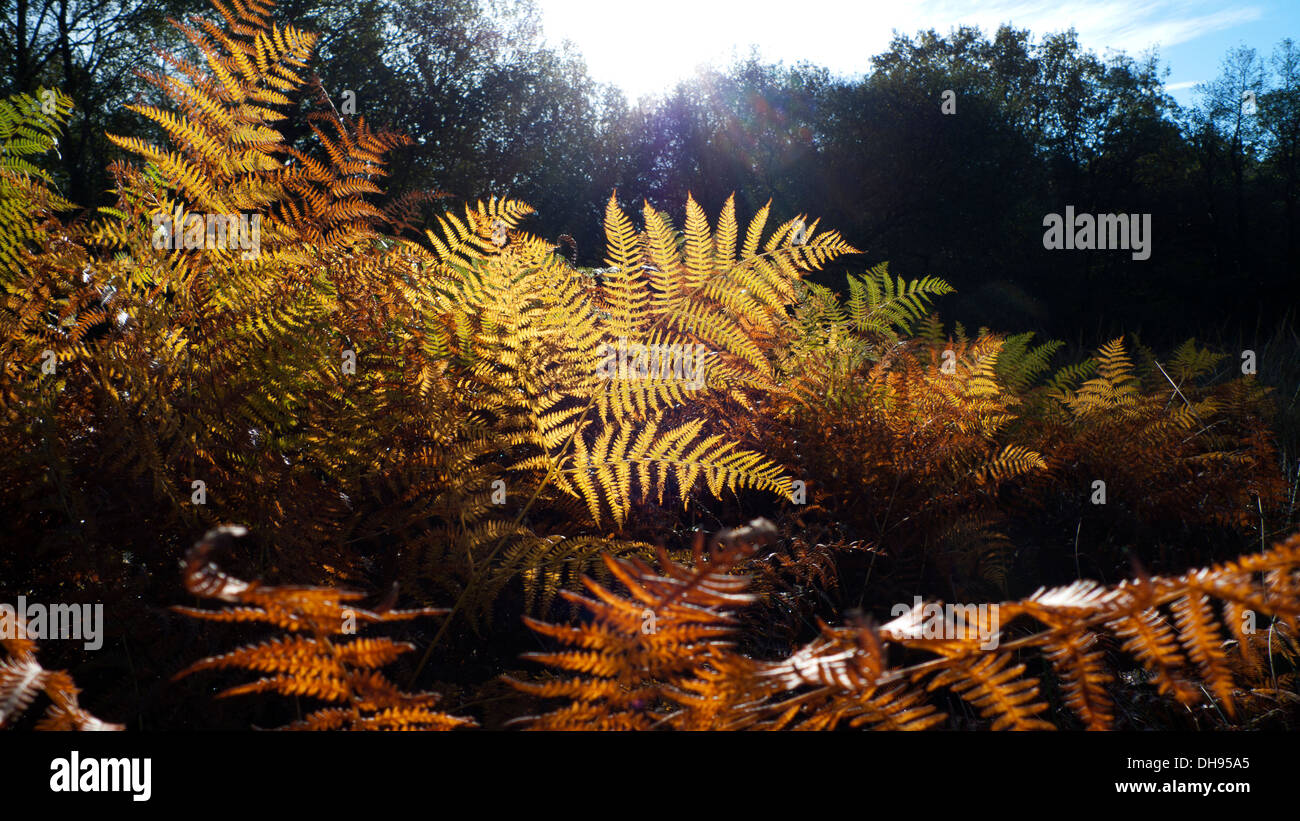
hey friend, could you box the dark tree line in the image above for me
[4,0,1296,343]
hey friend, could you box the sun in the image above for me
[536,0,790,100]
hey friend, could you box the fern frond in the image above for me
[846,263,953,344]
[1,615,122,731]
[510,519,779,730]
[563,418,791,526]
[173,526,474,730]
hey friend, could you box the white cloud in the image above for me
[942,0,1264,55]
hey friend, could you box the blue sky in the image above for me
[536,0,1299,106]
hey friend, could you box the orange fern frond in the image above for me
[173,526,475,730]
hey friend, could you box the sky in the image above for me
[535,0,1299,107]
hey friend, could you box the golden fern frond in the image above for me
[683,193,715,291]
[1171,590,1237,713]
[599,191,650,339]
[424,197,535,274]
[505,534,657,617]
[603,194,858,394]
[509,519,779,730]
[1042,626,1113,730]
[714,193,739,267]
[976,444,1047,483]
[1063,336,1142,417]
[173,526,475,730]
[561,417,791,527]
[591,331,709,421]
[923,651,1055,730]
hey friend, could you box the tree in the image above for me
[1187,46,1266,281]
[1260,39,1300,274]
[1,0,202,204]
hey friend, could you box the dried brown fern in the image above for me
[1036,336,1285,533]
[1,614,122,731]
[514,525,1300,730]
[764,283,1285,609]
[758,531,1300,730]
[173,525,474,730]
